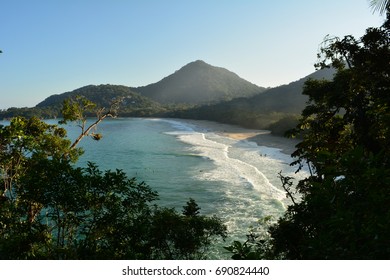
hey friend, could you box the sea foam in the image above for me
[177,132,287,202]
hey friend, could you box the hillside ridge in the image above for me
[133,60,266,104]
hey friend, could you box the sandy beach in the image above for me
[177,119,300,156]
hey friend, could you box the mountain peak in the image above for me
[191,59,207,65]
[135,60,265,104]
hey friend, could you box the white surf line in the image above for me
[224,145,287,200]
[161,119,291,202]
[180,132,287,201]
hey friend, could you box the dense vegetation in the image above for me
[0,85,168,120]
[227,8,390,259]
[2,3,389,260]
[134,60,265,104]
[0,61,334,136]
[0,100,227,259]
[168,67,334,134]
[37,84,168,118]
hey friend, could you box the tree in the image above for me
[1,99,227,259]
[224,216,277,260]
[1,157,226,259]
[0,159,157,259]
[270,13,390,259]
[0,116,82,258]
[228,9,390,260]
[370,0,389,15]
[150,199,227,259]
[59,95,123,149]
[0,116,81,197]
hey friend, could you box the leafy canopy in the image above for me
[228,9,390,260]
[272,13,390,259]
[0,98,227,259]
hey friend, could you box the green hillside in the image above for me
[134,60,266,104]
[34,84,167,118]
[2,61,335,135]
[170,67,336,133]
[246,67,336,114]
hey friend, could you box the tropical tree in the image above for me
[370,0,389,14]
[228,7,390,259]
[150,199,227,259]
[0,99,227,259]
[59,95,123,149]
[273,11,390,259]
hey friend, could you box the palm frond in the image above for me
[369,0,389,14]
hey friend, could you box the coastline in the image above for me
[172,119,299,156]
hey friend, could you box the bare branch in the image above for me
[278,171,298,206]
[68,97,124,150]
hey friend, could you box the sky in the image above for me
[0,0,385,109]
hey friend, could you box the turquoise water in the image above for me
[66,118,308,259]
[1,117,307,259]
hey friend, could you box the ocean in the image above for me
[1,117,307,259]
[68,118,307,259]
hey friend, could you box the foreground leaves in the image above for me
[228,9,390,260]
[1,114,227,259]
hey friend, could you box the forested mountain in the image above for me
[34,84,167,117]
[170,67,336,131]
[133,60,266,104]
[2,61,334,135]
[240,67,336,114]
[37,84,154,108]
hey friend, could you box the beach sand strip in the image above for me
[177,119,299,156]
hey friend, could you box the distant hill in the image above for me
[37,84,142,107]
[133,60,266,104]
[171,67,336,130]
[244,67,336,114]
[2,61,336,132]
[35,84,166,117]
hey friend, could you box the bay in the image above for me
[67,118,307,259]
[1,117,307,259]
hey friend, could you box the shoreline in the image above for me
[2,116,300,156]
[170,118,299,156]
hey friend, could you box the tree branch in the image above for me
[278,171,298,206]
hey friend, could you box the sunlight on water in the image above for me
[11,117,307,259]
[158,119,308,258]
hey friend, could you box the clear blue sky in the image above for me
[0,0,385,109]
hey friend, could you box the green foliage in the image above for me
[0,158,157,259]
[0,115,227,259]
[0,116,81,195]
[170,67,334,134]
[226,11,390,260]
[224,216,278,260]
[1,63,334,130]
[0,159,226,259]
[370,0,389,15]
[59,95,96,124]
[150,200,227,260]
[136,60,265,104]
[270,149,390,259]
[266,115,300,137]
[182,198,200,216]
[254,16,390,259]
[59,95,125,149]
[0,84,169,120]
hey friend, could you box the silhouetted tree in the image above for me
[228,8,390,260]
